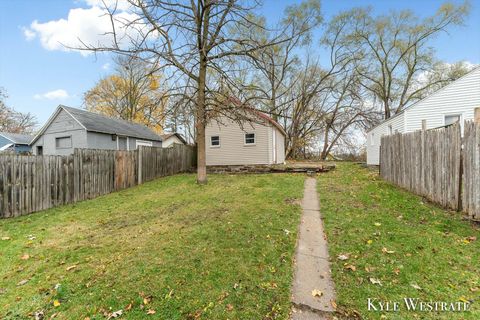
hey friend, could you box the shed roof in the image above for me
[32,106,163,144]
[160,132,187,144]
[0,132,33,145]
[61,106,162,141]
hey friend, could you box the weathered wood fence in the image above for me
[380,122,480,220]
[0,145,195,218]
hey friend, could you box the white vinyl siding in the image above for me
[366,67,480,165]
[366,112,405,165]
[205,116,285,165]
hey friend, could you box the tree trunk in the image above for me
[196,58,208,184]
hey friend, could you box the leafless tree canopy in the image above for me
[71,0,472,165]
[0,88,37,134]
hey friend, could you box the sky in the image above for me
[0,0,479,127]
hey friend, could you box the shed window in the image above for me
[388,125,393,135]
[245,133,255,144]
[445,114,461,126]
[55,136,72,149]
[136,140,153,148]
[210,136,220,147]
[370,133,375,146]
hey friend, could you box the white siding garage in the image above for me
[205,112,286,166]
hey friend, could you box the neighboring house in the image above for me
[160,133,187,148]
[367,67,480,165]
[31,105,162,155]
[0,132,33,154]
[205,109,286,166]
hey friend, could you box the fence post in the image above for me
[138,146,142,185]
[474,107,480,124]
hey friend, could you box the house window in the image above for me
[388,125,393,135]
[55,136,72,149]
[445,114,461,126]
[371,133,375,146]
[245,133,255,145]
[210,136,220,147]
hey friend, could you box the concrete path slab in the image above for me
[291,177,336,319]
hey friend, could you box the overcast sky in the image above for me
[0,0,479,126]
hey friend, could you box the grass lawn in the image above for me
[0,174,305,319]
[318,163,480,319]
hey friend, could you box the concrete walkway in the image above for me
[291,177,336,320]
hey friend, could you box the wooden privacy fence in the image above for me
[380,122,480,220]
[0,144,195,218]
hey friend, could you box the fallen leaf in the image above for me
[1,236,10,241]
[146,309,156,315]
[34,310,44,320]
[106,310,123,320]
[411,283,422,290]
[374,222,381,227]
[459,296,470,303]
[367,240,373,245]
[393,268,400,275]
[21,254,30,260]
[53,300,61,307]
[125,303,133,311]
[337,254,349,261]
[225,304,234,311]
[382,247,395,254]
[143,298,150,305]
[369,278,382,286]
[17,279,29,286]
[331,300,337,309]
[344,264,356,271]
[311,289,323,297]
[66,265,77,271]
[470,287,479,292]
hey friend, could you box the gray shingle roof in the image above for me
[61,106,162,141]
[0,132,33,144]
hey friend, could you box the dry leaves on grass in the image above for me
[107,310,123,319]
[344,264,356,271]
[17,279,29,286]
[53,300,61,307]
[66,265,77,271]
[337,254,349,261]
[146,309,156,315]
[369,278,382,286]
[21,254,30,260]
[226,304,234,311]
[382,247,395,254]
[1,236,11,241]
[410,283,422,290]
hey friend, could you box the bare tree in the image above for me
[75,0,315,184]
[332,2,470,119]
[0,88,37,134]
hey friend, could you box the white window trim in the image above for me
[370,133,375,146]
[210,135,220,148]
[136,139,153,149]
[443,113,462,126]
[55,136,72,149]
[244,132,256,146]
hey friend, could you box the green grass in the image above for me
[0,173,305,319]
[318,163,480,319]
